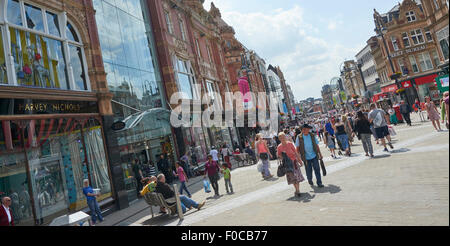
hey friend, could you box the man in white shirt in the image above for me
[209,146,219,162]
[0,196,14,226]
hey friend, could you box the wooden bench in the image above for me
[143,184,184,219]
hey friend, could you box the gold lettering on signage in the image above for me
[18,102,84,113]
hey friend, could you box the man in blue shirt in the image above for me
[296,124,324,188]
[83,179,104,225]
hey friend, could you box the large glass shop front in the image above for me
[0,115,112,226]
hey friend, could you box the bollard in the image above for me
[172,184,184,220]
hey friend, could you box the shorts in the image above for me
[374,126,390,139]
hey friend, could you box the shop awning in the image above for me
[414,74,438,86]
[381,84,398,93]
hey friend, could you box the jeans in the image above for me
[336,134,349,150]
[179,181,191,197]
[179,195,199,214]
[360,133,373,155]
[305,157,322,186]
[224,179,233,193]
[261,158,271,177]
[402,113,411,125]
[208,174,220,195]
[87,199,103,223]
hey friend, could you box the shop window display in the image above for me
[0,121,33,225]
[9,27,69,89]
[1,1,89,91]
[1,30,7,84]
[0,118,112,225]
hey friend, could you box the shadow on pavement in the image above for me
[311,184,341,194]
[286,193,315,203]
[140,213,179,226]
[262,177,279,182]
[372,154,391,159]
[389,148,410,154]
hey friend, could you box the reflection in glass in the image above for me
[102,2,126,66]
[9,27,69,89]
[69,45,87,90]
[46,11,60,37]
[83,119,111,195]
[66,23,80,42]
[177,73,193,99]
[7,0,23,26]
[0,121,33,225]
[24,3,45,32]
[1,31,7,84]
[127,0,143,19]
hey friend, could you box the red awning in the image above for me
[381,84,398,93]
[415,74,438,86]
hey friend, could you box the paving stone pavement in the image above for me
[101,114,450,226]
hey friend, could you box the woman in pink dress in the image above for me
[425,96,442,132]
[277,132,305,197]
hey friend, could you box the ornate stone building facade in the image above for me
[0,0,114,225]
[373,0,448,103]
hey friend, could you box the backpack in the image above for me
[373,111,384,128]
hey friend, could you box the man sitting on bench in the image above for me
[155,174,205,214]
[141,176,167,214]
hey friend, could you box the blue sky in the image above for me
[203,0,401,101]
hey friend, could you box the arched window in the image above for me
[0,0,90,91]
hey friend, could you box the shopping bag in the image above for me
[203,179,211,193]
[388,126,397,136]
[256,162,262,172]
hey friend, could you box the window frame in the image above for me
[173,56,198,100]
[391,36,399,51]
[410,29,425,45]
[406,11,416,22]
[164,11,173,34]
[417,52,434,71]
[425,30,433,42]
[402,32,411,48]
[408,55,420,73]
[0,0,90,91]
[178,18,186,41]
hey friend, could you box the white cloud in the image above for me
[217,5,360,101]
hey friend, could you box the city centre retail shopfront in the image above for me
[0,98,113,226]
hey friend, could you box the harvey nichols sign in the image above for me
[391,44,426,58]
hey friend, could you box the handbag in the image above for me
[319,159,327,176]
[276,160,286,177]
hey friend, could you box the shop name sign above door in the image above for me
[13,99,98,114]
[391,44,426,58]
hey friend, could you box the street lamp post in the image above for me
[374,13,410,105]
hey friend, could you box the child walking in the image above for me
[324,131,337,159]
[175,161,191,198]
[221,163,234,194]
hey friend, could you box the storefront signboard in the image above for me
[401,81,412,88]
[435,75,449,92]
[0,99,98,115]
[111,121,126,131]
[391,44,426,58]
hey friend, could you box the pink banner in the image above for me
[238,76,251,102]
